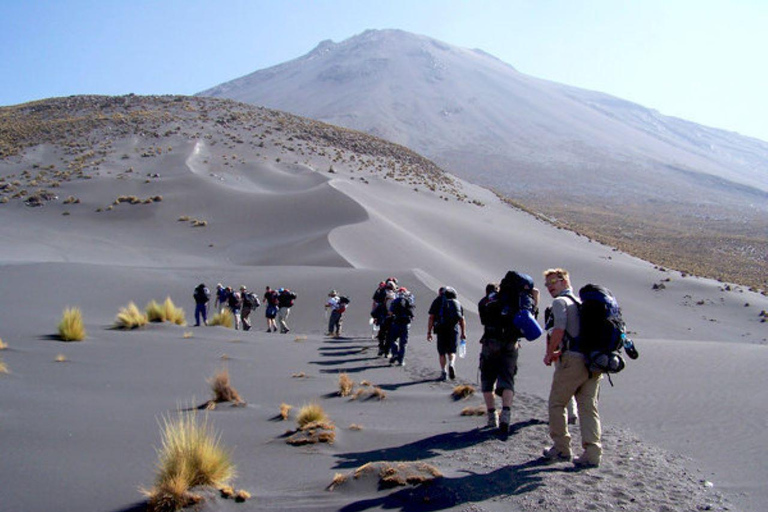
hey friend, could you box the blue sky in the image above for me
[2,0,767,142]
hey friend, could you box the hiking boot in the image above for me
[499,408,511,434]
[542,446,572,462]
[573,454,600,468]
[400,360,406,368]
[448,365,456,380]
[438,370,447,381]
[486,409,499,429]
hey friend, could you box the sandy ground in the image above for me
[1,96,766,511]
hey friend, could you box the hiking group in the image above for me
[193,283,297,332]
[369,268,637,469]
[194,267,637,469]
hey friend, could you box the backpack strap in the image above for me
[557,293,581,352]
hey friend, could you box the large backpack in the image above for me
[576,284,637,375]
[391,296,414,324]
[194,285,210,304]
[436,297,461,331]
[243,292,260,309]
[497,271,538,340]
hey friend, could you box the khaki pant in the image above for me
[548,351,602,463]
[277,307,291,333]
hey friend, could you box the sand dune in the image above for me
[1,95,766,511]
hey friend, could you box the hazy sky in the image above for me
[2,0,766,142]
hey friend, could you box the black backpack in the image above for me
[391,296,414,324]
[436,297,461,330]
[243,292,260,309]
[497,271,537,340]
[576,284,638,377]
[194,285,210,304]
[339,296,350,305]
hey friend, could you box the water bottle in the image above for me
[458,337,467,358]
[622,334,639,360]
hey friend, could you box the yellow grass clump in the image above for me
[452,384,476,400]
[0,357,8,374]
[338,373,354,397]
[209,310,234,328]
[460,406,486,416]
[58,307,86,341]
[115,302,148,329]
[207,368,243,405]
[183,331,193,339]
[55,354,68,363]
[0,338,7,350]
[144,411,235,512]
[235,489,251,502]
[327,472,347,491]
[163,297,186,325]
[296,403,329,429]
[145,300,165,323]
[279,403,293,420]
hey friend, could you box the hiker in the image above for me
[387,287,414,366]
[374,280,397,356]
[214,283,229,314]
[240,285,260,331]
[277,288,297,334]
[427,286,466,381]
[542,268,603,467]
[263,286,279,332]
[325,290,348,337]
[477,283,516,433]
[227,286,242,330]
[193,283,211,327]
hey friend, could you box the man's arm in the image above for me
[544,328,564,365]
[427,314,435,341]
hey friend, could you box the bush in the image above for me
[58,307,86,341]
[163,297,186,326]
[207,368,243,404]
[338,373,354,397]
[115,302,148,329]
[144,411,235,512]
[209,310,234,329]
[296,403,328,429]
[146,300,165,323]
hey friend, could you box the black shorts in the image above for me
[436,328,459,355]
[480,338,519,394]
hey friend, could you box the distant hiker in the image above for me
[214,283,229,314]
[427,286,466,381]
[193,283,211,327]
[240,285,260,332]
[542,268,602,467]
[325,290,349,337]
[387,287,415,366]
[263,286,279,332]
[227,286,243,330]
[374,280,397,356]
[277,288,297,334]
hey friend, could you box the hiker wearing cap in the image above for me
[277,288,297,334]
[240,285,259,332]
[193,283,211,327]
[427,286,466,381]
[542,268,602,468]
[386,287,415,366]
[227,286,242,330]
[325,290,349,337]
[263,286,279,333]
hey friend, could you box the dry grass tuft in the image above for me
[351,389,366,401]
[371,387,387,400]
[279,403,293,420]
[235,489,251,502]
[452,384,476,400]
[55,354,68,363]
[297,403,329,429]
[0,338,7,350]
[0,357,7,374]
[58,307,86,341]
[145,300,165,323]
[294,335,307,342]
[291,372,306,378]
[182,331,193,339]
[209,310,234,329]
[349,424,363,431]
[115,302,148,329]
[163,297,186,325]
[207,368,243,405]
[379,462,442,488]
[338,373,354,397]
[144,410,235,512]
[327,473,347,491]
[219,485,235,498]
[460,406,486,416]
[360,380,372,387]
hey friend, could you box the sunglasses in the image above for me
[546,277,562,285]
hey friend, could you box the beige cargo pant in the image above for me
[548,351,603,463]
